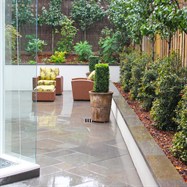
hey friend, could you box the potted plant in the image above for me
[89,63,113,122]
[86,55,99,77]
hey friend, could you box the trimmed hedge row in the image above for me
[171,87,187,163]
[120,51,187,162]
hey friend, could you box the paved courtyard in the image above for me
[2,91,143,187]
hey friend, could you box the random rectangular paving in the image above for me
[2,91,143,187]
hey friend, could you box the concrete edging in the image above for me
[111,99,158,187]
[110,82,187,187]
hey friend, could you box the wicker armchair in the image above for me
[33,67,63,95]
[71,78,94,101]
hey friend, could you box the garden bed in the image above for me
[114,82,187,183]
[20,53,88,64]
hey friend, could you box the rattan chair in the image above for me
[71,78,94,101]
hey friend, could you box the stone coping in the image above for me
[110,82,187,187]
[5,63,120,66]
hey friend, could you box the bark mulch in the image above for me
[114,82,187,183]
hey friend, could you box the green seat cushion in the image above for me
[34,85,55,92]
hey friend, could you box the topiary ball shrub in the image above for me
[89,55,99,72]
[94,63,109,93]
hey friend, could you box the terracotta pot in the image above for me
[89,91,113,122]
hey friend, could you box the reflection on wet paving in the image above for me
[3,91,143,187]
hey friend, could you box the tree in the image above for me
[71,0,105,40]
[39,0,65,52]
[108,0,130,48]
[139,0,158,60]
[11,0,35,31]
[56,17,77,52]
[108,0,152,53]
[151,0,182,55]
[108,0,187,57]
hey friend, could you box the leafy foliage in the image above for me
[11,0,35,29]
[56,17,77,52]
[172,131,187,163]
[138,63,158,111]
[109,0,152,51]
[71,0,105,32]
[49,51,66,64]
[119,50,140,92]
[39,0,65,51]
[151,1,182,53]
[107,1,130,49]
[171,86,187,163]
[108,0,128,34]
[74,41,93,61]
[150,53,187,130]
[39,0,64,27]
[129,53,151,100]
[99,28,122,64]
[25,35,47,57]
[5,25,21,62]
[28,60,36,65]
[89,56,99,72]
[150,73,183,130]
[94,63,109,93]
[108,0,187,55]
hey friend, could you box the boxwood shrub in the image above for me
[89,55,99,72]
[150,53,187,130]
[150,73,183,130]
[94,63,109,92]
[138,63,158,111]
[129,53,151,100]
[120,51,139,92]
[171,87,187,163]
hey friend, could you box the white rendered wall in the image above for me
[5,65,120,91]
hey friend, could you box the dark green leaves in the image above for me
[94,63,109,93]
[11,0,35,29]
[71,0,105,31]
[39,0,65,27]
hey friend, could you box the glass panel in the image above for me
[1,0,38,163]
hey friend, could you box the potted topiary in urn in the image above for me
[89,63,113,122]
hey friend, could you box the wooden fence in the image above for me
[142,0,187,66]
